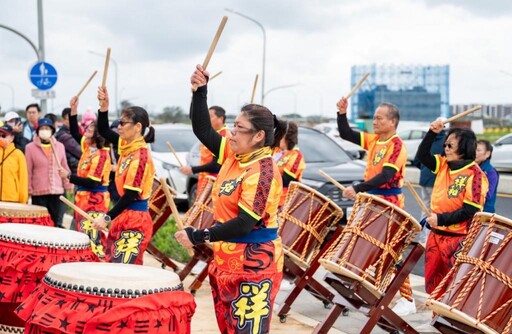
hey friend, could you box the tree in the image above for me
[156,106,188,123]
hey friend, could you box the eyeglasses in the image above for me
[232,123,257,134]
[119,120,134,127]
[443,143,454,149]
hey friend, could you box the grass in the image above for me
[478,128,510,143]
[151,216,192,263]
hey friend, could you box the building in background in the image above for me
[350,64,450,124]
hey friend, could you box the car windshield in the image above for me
[299,128,352,163]
[152,128,198,152]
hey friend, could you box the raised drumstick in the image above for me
[346,72,370,99]
[405,181,430,216]
[250,74,259,104]
[192,16,228,92]
[59,195,108,233]
[209,71,223,81]
[319,169,346,191]
[442,105,481,125]
[166,141,184,168]
[77,70,98,97]
[99,48,111,108]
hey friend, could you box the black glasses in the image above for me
[119,120,134,127]
[0,134,6,138]
[444,143,454,149]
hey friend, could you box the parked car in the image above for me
[186,126,365,223]
[397,128,427,163]
[313,122,366,159]
[492,133,512,171]
[150,123,199,205]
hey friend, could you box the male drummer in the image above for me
[336,97,416,316]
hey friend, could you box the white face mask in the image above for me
[39,129,52,140]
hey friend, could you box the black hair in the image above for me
[477,139,493,160]
[84,121,106,149]
[26,103,41,112]
[209,105,226,123]
[121,106,155,143]
[284,121,298,150]
[44,113,57,125]
[61,108,71,119]
[445,127,477,160]
[240,104,286,149]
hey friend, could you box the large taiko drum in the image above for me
[0,201,53,226]
[182,176,215,231]
[148,177,174,232]
[319,193,420,297]
[16,262,196,334]
[0,223,97,334]
[426,213,512,334]
[278,182,344,268]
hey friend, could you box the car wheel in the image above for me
[188,182,197,208]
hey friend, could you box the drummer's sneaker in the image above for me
[392,297,417,316]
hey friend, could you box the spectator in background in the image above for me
[0,124,28,203]
[55,108,82,175]
[23,103,41,142]
[412,128,446,244]
[475,139,499,213]
[44,113,58,128]
[3,111,29,152]
[25,118,72,228]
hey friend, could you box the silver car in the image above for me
[492,133,512,171]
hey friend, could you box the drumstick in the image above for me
[49,141,62,170]
[442,105,481,125]
[166,141,184,167]
[209,71,223,81]
[319,169,346,191]
[101,48,111,88]
[76,70,98,97]
[405,181,430,216]
[159,178,194,256]
[346,71,370,99]
[192,16,228,92]
[250,74,259,104]
[59,195,108,233]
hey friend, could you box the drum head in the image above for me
[0,201,48,216]
[45,262,182,297]
[0,223,90,248]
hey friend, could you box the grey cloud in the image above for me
[421,0,512,17]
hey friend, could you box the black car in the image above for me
[186,126,365,223]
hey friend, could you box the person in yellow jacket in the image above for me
[0,124,28,203]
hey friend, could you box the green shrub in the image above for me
[151,217,191,263]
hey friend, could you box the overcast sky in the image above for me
[1,0,511,119]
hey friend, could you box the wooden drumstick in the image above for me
[99,48,111,108]
[209,71,223,81]
[59,195,108,233]
[442,105,481,125]
[319,169,346,191]
[49,141,62,170]
[346,71,370,99]
[250,74,259,104]
[165,141,184,168]
[192,16,228,92]
[77,70,98,97]
[159,178,194,256]
[405,181,430,216]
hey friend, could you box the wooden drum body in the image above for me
[278,182,343,268]
[16,262,196,334]
[320,193,420,297]
[426,213,512,334]
[182,176,215,231]
[0,201,53,226]
[148,177,174,232]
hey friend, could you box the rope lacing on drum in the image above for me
[278,185,342,264]
[149,184,168,223]
[182,182,214,229]
[430,215,512,332]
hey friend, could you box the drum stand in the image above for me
[277,226,349,323]
[178,243,214,295]
[432,316,485,334]
[147,202,179,271]
[313,242,424,334]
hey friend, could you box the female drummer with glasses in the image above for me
[175,64,287,334]
[417,119,488,297]
[92,86,156,265]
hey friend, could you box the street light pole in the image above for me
[225,8,266,104]
[263,83,300,100]
[89,51,118,117]
[37,0,48,113]
[0,83,15,111]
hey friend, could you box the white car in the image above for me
[150,124,199,205]
[397,128,428,163]
[313,122,366,159]
[492,133,512,171]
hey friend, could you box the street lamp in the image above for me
[89,50,119,116]
[263,83,300,100]
[0,83,15,111]
[225,8,266,104]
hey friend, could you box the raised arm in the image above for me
[96,86,119,146]
[336,97,360,144]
